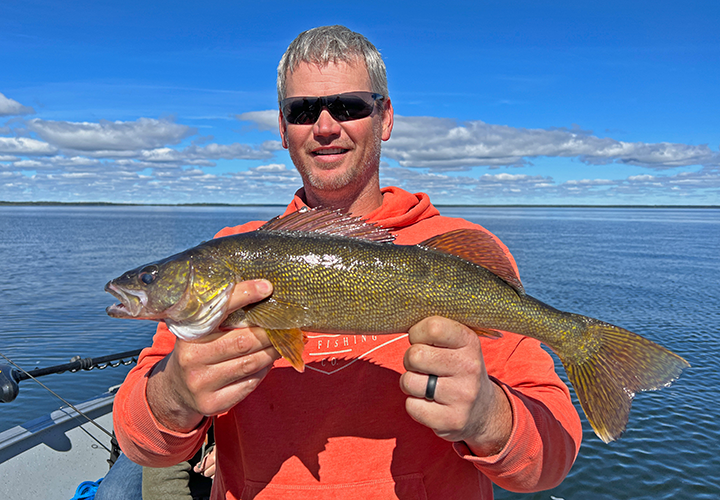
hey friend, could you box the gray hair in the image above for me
[277,25,388,103]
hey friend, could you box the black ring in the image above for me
[425,374,438,401]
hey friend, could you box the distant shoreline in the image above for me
[1,201,718,209]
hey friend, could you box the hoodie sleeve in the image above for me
[112,323,213,467]
[454,334,582,492]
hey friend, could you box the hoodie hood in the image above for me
[284,186,440,232]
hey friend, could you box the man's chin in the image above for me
[303,166,358,192]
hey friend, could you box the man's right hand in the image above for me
[146,279,279,432]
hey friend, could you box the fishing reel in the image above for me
[0,364,21,403]
[0,349,143,404]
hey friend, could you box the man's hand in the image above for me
[146,279,280,432]
[399,316,512,457]
[194,445,216,478]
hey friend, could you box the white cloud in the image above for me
[254,163,289,173]
[565,178,615,186]
[25,117,196,151]
[0,137,57,155]
[236,110,279,131]
[385,116,720,171]
[183,140,282,160]
[0,93,35,116]
[3,108,718,205]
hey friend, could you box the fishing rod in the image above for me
[0,349,143,404]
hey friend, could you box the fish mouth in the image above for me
[105,282,148,318]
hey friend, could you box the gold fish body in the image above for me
[106,208,689,443]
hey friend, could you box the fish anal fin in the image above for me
[266,328,307,372]
[258,207,395,243]
[420,229,524,293]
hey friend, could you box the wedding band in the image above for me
[425,374,438,401]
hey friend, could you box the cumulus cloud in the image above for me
[0,93,35,116]
[3,108,719,205]
[26,117,196,151]
[236,110,279,131]
[183,140,282,160]
[385,116,720,171]
[0,137,57,155]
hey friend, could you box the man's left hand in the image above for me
[399,316,512,457]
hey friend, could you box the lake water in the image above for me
[0,205,718,499]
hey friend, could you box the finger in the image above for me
[227,279,273,311]
[407,316,475,349]
[403,342,471,378]
[202,463,216,478]
[404,392,449,433]
[190,326,272,359]
[194,449,217,477]
[208,362,274,410]
[190,344,280,394]
[400,371,446,403]
[182,325,280,363]
[194,456,207,473]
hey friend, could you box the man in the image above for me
[114,25,582,499]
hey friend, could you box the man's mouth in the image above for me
[312,148,349,156]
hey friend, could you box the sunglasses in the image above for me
[280,91,384,125]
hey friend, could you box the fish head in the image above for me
[105,247,235,340]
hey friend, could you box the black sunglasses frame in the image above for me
[281,91,384,125]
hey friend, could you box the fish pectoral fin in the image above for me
[470,327,504,339]
[244,297,310,329]
[243,298,309,372]
[266,328,307,372]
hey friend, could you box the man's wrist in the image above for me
[464,380,513,457]
[147,355,205,433]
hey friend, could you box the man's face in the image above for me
[279,60,393,194]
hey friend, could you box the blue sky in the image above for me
[1,1,719,205]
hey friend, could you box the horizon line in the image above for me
[1,201,718,209]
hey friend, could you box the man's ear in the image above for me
[381,98,394,142]
[278,109,289,149]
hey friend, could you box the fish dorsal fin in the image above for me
[258,207,395,243]
[420,229,524,294]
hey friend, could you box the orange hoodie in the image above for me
[114,187,581,499]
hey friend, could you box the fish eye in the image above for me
[139,266,158,285]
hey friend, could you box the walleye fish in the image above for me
[106,207,689,443]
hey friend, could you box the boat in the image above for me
[0,351,142,499]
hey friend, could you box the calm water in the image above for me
[0,205,718,499]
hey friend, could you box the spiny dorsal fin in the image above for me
[258,207,395,243]
[420,229,524,294]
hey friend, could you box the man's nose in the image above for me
[313,108,342,137]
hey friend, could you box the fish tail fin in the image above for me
[559,320,690,443]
